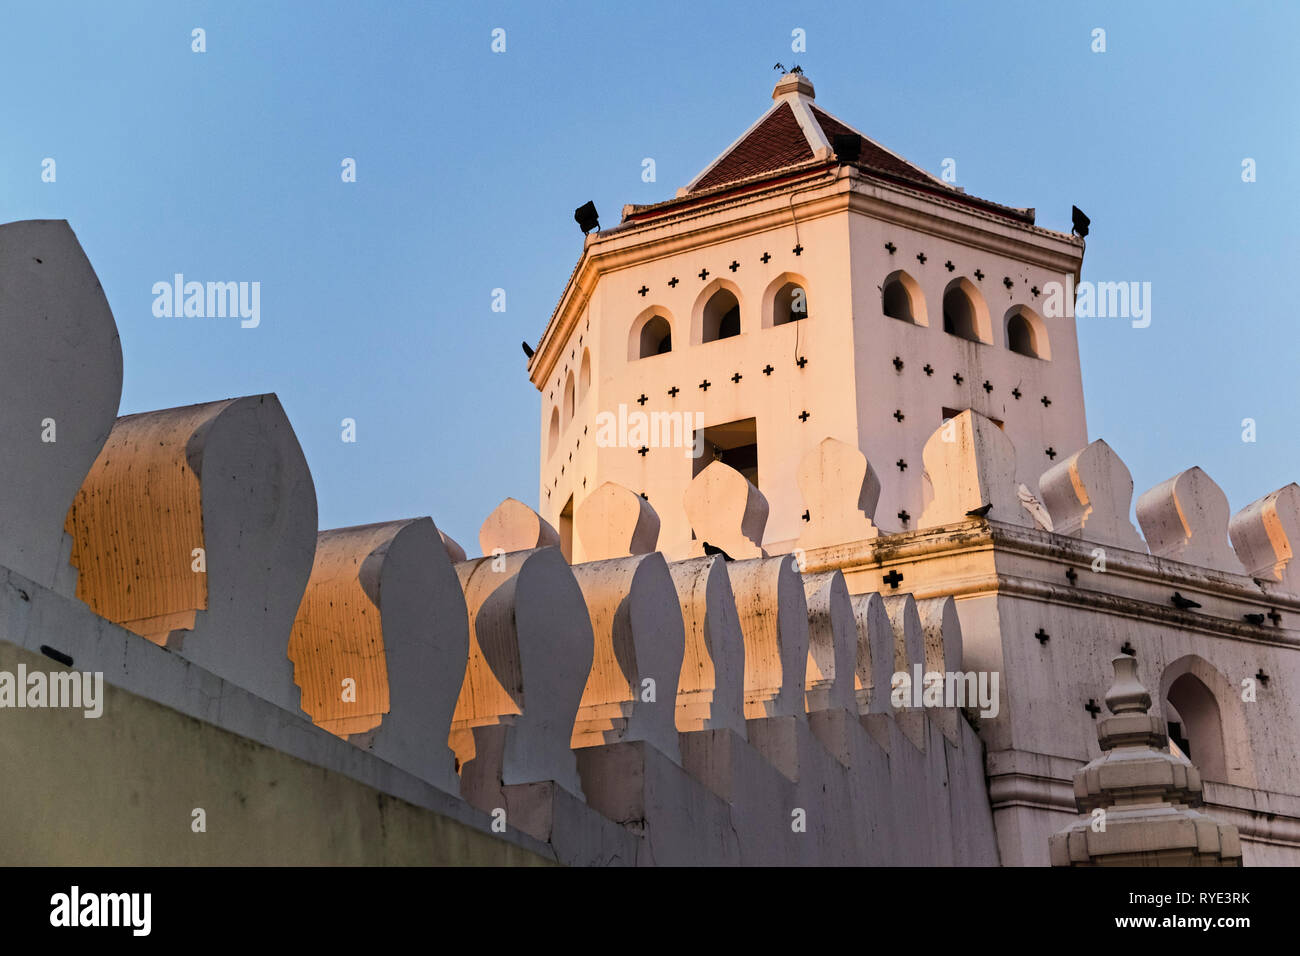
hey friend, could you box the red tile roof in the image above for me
[621,84,1035,227]
[691,102,814,193]
[809,106,934,187]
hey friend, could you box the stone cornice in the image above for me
[528,170,1084,388]
[801,519,1300,649]
[985,750,1300,850]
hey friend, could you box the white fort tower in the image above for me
[529,73,1087,561]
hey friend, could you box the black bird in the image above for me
[1244,613,1266,626]
[521,341,535,359]
[1171,592,1202,610]
[773,62,785,74]
[702,541,734,562]
[965,503,993,518]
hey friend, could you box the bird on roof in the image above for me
[521,341,535,359]
[965,503,993,518]
[773,62,786,74]
[702,541,734,562]
[1171,592,1202,610]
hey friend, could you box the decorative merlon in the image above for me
[0,220,122,598]
[480,497,561,555]
[576,481,660,560]
[795,437,880,551]
[288,517,467,793]
[1039,439,1146,552]
[918,410,1030,530]
[1136,467,1244,574]
[1229,483,1300,592]
[684,460,768,559]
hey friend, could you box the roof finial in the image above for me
[771,70,815,101]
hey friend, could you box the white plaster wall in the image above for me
[846,208,1088,535]
[540,208,859,560]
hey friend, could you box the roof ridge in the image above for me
[808,104,947,188]
[687,100,815,194]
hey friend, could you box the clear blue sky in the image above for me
[2,1,1297,549]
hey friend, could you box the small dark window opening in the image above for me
[703,290,741,342]
[773,283,808,326]
[1166,673,1228,782]
[1007,313,1036,356]
[693,418,759,487]
[942,407,1003,430]
[1168,720,1192,760]
[639,316,672,357]
[559,495,574,562]
[943,286,979,341]
[883,277,914,322]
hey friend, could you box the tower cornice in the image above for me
[528,169,1083,389]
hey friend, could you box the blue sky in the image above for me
[2,1,1297,549]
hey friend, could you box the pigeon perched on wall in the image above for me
[702,541,734,562]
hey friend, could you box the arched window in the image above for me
[772,282,808,326]
[578,349,592,398]
[638,316,672,357]
[1166,673,1228,782]
[702,289,741,342]
[1004,306,1050,360]
[1007,312,1035,356]
[547,407,559,457]
[882,270,923,324]
[942,278,988,343]
[563,371,575,425]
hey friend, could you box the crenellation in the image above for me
[669,554,748,736]
[1228,483,1300,593]
[851,591,896,717]
[479,498,562,556]
[683,460,768,559]
[918,409,1030,530]
[1038,439,1147,552]
[450,547,591,820]
[568,552,684,760]
[288,517,467,793]
[1137,467,1244,574]
[0,220,123,599]
[576,481,661,560]
[63,394,317,715]
[795,437,881,551]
